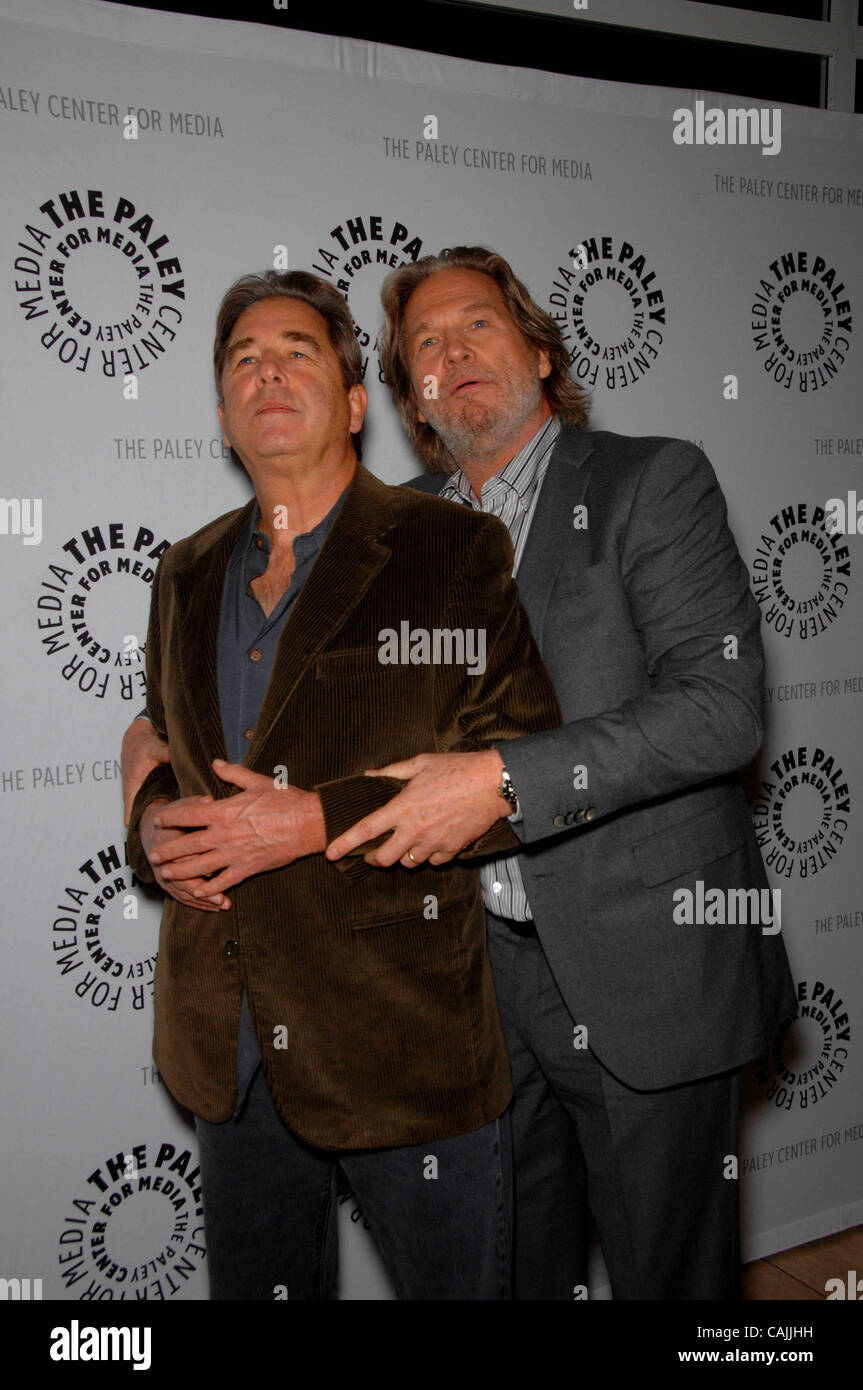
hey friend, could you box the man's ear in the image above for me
[537,347,552,380]
[347,383,367,435]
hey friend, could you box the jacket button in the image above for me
[249,648,262,662]
[224,939,239,958]
[553,814,566,828]
[575,809,586,822]
[243,728,255,741]
[584,807,596,821]
[564,811,576,825]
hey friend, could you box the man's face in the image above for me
[217,296,365,470]
[402,268,551,461]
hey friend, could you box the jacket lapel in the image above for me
[169,433,586,778]
[173,501,255,775]
[514,427,596,643]
[249,465,395,763]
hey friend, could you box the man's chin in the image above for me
[433,407,500,450]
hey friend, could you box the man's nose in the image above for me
[442,331,471,364]
[257,351,286,381]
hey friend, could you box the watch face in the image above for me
[500,769,517,807]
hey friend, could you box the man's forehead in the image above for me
[230,296,327,340]
[405,271,508,327]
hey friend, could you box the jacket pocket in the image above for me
[631,799,748,887]
[316,647,402,678]
[350,889,478,931]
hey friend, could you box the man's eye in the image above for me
[419,337,435,350]
[290,350,307,359]
[471,319,489,328]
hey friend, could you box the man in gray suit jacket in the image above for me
[124,246,796,1299]
[325,246,797,1300]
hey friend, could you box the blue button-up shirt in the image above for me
[217,491,347,764]
[219,487,348,1102]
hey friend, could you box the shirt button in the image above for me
[249,648,262,662]
[243,728,255,742]
[224,939,239,958]
[492,881,503,894]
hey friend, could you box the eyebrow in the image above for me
[407,301,501,338]
[225,330,322,361]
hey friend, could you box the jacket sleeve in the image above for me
[127,555,180,884]
[317,512,561,874]
[501,442,765,845]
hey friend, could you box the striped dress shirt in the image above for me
[440,413,561,920]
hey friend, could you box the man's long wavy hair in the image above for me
[379,245,591,473]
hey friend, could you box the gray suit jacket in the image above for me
[408,426,796,1090]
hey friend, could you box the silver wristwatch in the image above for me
[498,765,518,813]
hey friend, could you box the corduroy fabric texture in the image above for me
[128,464,561,1149]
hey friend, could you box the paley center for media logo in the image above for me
[753,744,850,880]
[311,211,425,380]
[750,250,852,393]
[751,501,851,641]
[58,1139,207,1300]
[547,234,667,392]
[49,838,158,1015]
[35,519,170,703]
[753,979,850,1112]
[14,186,185,378]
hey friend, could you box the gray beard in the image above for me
[424,372,544,469]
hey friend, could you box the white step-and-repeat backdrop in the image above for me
[1,0,861,1300]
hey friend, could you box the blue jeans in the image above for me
[194,1011,512,1300]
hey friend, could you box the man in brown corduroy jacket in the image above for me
[125,269,560,1300]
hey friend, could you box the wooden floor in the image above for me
[744,1223,863,1299]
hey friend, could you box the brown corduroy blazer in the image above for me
[127,463,560,1149]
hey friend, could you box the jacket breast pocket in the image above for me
[315,647,396,679]
[545,559,629,643]
[314,647,433,762]
[548,558,619,610]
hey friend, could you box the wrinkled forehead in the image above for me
[403,269,508,333]
[229,295,329,342]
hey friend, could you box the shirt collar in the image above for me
[441,414,561,508]
[229,485,350,569]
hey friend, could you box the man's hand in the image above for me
[147,759,326,897]
[140,795,230,912]
[325,749,506,868]
[122,717,171,827]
